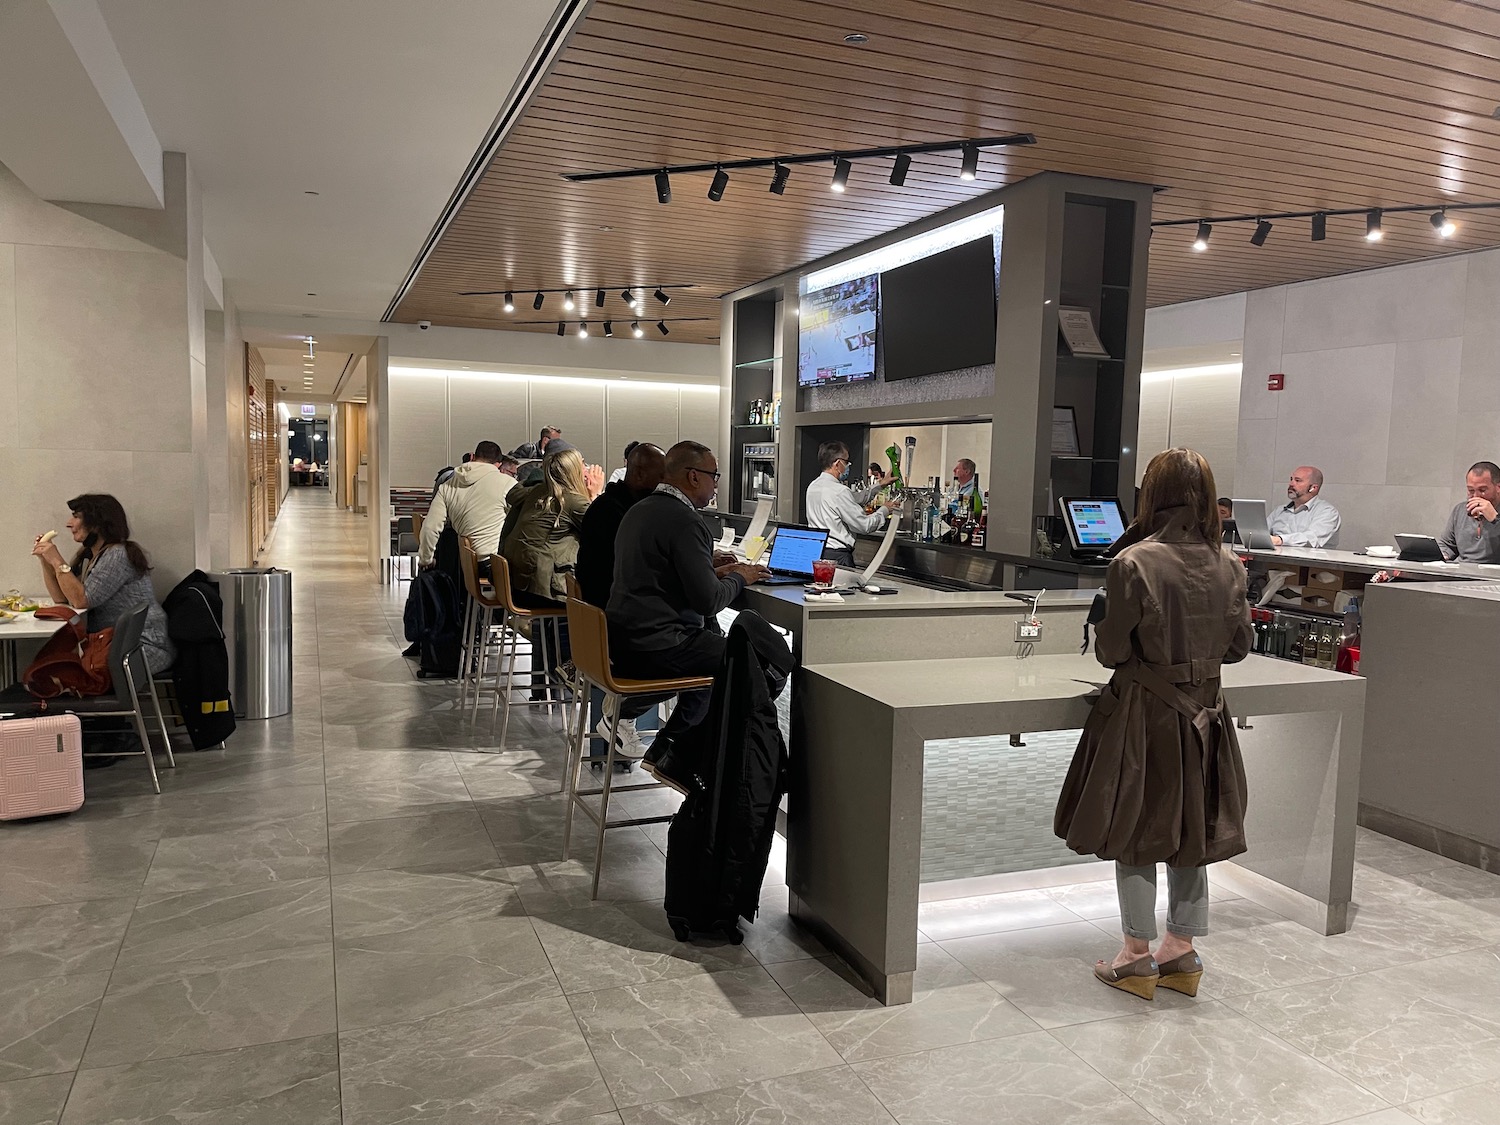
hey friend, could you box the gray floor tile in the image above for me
[1041,873,1238,920]
[327,808,499,874]
[849,1030,1157,1125]
[117,878,332,967]
[0,1073,74,1125]
[767,944,1039,1063]
[322,747,458,783]
[0,898,133,982]
[326,770,474,823]
[530,898,757,995]
[61,1035,341,1125]
[618,1066,896,1124]
[454,749,566,799]
[141,812,329,893]
[0,972,110,1082]
[916,887,1083,941]
[508,829,668,912]
[0,822,157,908]
[335,908,559,1029]
[1355,828,1465,877]
[740,884,827,966]
[1226,947,1500,1103]
[569,965,844,1109]
[1052,1000,1387,1125]
[940,919,1197,1028]
[1404,1077,1500,1124]
[331,866,524,940]
[83,945,336,1068]
[338,993,614,1125]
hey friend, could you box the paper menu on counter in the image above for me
[743,498,773,545]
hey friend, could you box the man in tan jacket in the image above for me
[418,441,517,567]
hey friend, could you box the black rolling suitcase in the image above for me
[663,613,790,943]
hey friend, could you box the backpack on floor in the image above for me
[403,567,462,678]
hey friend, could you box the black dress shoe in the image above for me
[640,734,694,797]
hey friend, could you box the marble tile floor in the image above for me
[2,489,1499,1125]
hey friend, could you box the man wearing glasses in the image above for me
[608,442,768,786]
[806,440,896,567]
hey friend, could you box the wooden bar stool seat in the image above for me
[457,541,507,718]
[487,554,569,743]
[562,594,712,898]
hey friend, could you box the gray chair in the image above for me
[0,603,177,792]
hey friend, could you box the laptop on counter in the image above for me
[757,526,829,585]
[1230,499,1276,550]
[1394,533,1444,562]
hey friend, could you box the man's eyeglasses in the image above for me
[689,465,722,483]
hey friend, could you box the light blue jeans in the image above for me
[1115,863,1209,940]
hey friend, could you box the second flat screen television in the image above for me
[881,237,996,381]
[797,274,878,387]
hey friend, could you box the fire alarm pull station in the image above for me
[1267,372,1285,391]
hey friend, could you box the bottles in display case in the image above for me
[1249,605,1361,673]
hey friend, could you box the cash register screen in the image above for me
[1062,498,1127,553]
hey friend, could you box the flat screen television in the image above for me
[880,237,996,381]
[797,274,878,387]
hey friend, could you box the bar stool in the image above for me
[561,594,712,898]
[456,542,505,719]
[487,554,569,744]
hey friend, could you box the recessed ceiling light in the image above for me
[1230,351,1241,357]
[843,32,869,44]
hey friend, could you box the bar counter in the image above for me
[1244,545,1500,583]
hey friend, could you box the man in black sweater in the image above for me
[608,441,767,783]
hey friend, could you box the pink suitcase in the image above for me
[0,714,85,820]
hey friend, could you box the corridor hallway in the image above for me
[3,488,1500,1125]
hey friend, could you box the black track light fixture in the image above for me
[1250,219,1272,246]
[655,169,671,204]
[631,321,643,338]
[603,321,613,337]
[657,321,669,336]
[533,291,545,310]
[708,166,729,201]
[1192,221,1211,252]
[556,321,564,336]
[831,157,852,193]
[577,321,589,338]
[769,162,790,194]
[621,288,636,308]
[890,153,911,186]
[1311,213,1327,241]
[959,142,979,181]
[1160,198,1500,245]
[654,288,671,306]
[502,291,514,312]
[563,290,575,311]
[1365,209,1383,242]
[1432,210,1457,237]
[595,288,606,307]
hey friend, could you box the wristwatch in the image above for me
[56,563,71,575]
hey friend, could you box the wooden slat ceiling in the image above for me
[393,0,1500,345]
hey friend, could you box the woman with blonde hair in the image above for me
[1055,448,1253,1001]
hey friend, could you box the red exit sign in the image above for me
[1267,372,1285,391]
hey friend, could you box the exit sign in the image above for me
[301,404,316,417]
[1267,373,1285,391]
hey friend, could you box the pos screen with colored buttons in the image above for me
[1062,498,1127,553]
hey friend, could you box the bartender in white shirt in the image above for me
[805,440,895,566]
[1268,465,1341,548]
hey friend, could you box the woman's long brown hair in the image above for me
[1134,448,1223,545]
[66,493,152,574]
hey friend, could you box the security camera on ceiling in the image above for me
[417,320,432,330]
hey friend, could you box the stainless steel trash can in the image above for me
[211,568,293,719]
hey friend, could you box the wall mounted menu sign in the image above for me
[1051,406,1080,456]
[1057,306,1110,357]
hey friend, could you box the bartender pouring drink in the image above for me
[1439,461,1500,562]
[806,440,895,567]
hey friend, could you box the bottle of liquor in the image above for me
[926,479,940,542]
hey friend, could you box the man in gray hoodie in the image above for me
[419,441,517,567]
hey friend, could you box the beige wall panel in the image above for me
[1135,377,1173,484]
[448,374,529,461]
[388,370,449,487]
[0,244,13,449]
[14,243,189,452]
[1167,368,1241,495]
[679,386,721,449]
[605,382,679,467]
[529,378,604,465]
[0,164,157,253]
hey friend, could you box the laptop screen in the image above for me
[1063,498,1127,551]
[767,528,827,575]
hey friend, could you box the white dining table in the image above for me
[0,600,65,684]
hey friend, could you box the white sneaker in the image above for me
[595,716,648,760]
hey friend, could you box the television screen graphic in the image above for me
[798,274,878,387]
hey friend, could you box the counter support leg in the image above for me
[789,672,923,1005]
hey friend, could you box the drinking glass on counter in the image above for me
[811,559,836,588]
[743,536,767,564]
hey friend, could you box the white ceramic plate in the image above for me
[1365,545,1398,558]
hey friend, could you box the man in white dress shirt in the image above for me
[805,441,894,566]
[1268,465,1341,548]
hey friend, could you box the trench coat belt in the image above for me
[1122,657,1228,839]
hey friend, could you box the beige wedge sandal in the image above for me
[1093,954,1160,1000]
[1155,950,1205,996]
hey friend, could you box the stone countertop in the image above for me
[741,573,1102,615]
[1244,546,1500,582]
[1360,579,1500,604]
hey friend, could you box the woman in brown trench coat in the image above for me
[1054,448,1253,1000]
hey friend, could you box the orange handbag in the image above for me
[22,615,114,700]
